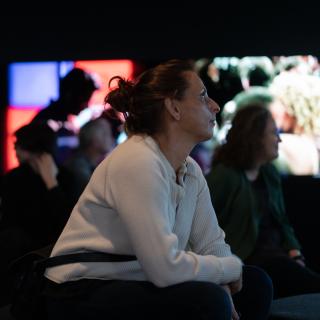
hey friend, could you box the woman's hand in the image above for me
[31,153,59,189]
[221,284,240,320]
[289,249,306,267]
[228,272,243,295]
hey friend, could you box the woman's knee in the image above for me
[232,266,273,319]
[178,281,232,318]
[243,265,274,299]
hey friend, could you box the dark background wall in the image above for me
[1,7,320,63]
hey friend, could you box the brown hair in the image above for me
[213,105,272,169]
[104,59,194,135]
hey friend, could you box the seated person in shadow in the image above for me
[65,117,115,199]
[43,60,272,320]
[217,84,319,176]
[0,122,78,305]
[31,67,99,165]
[206,104,320,298]
[1,122,78,262]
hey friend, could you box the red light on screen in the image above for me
[4,107,40,172]
[74,60,135,106]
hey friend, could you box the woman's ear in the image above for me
[164,98,181,121]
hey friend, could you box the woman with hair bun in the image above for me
[44,60,272,320]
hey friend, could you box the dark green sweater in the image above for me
[205,163,301,260]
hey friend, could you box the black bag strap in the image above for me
[35,252,137,273]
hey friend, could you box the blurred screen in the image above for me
[5,60,135,172]
[195,55,320,176]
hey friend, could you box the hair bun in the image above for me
[105,77,134,113]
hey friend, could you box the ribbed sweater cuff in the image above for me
[219,255,242,284]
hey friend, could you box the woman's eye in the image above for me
[200,92,207,100]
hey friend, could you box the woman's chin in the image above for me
[199,132,213,143]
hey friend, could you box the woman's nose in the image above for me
[209,98,220,113]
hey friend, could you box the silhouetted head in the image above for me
[60,68,99,115]
[14,122,57,163]
[79,118,114,154]
[248,66,272,87]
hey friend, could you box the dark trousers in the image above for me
[247,255,320,298]
[45,265,273,320]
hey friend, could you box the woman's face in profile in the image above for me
[261,116,281,163]
[177,71,220,143]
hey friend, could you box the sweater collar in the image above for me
[144,135,188,183]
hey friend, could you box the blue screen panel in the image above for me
[8,62,60,108]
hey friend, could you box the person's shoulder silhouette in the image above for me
[31,68,99,165]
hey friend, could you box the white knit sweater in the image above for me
[45,135,242,287]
